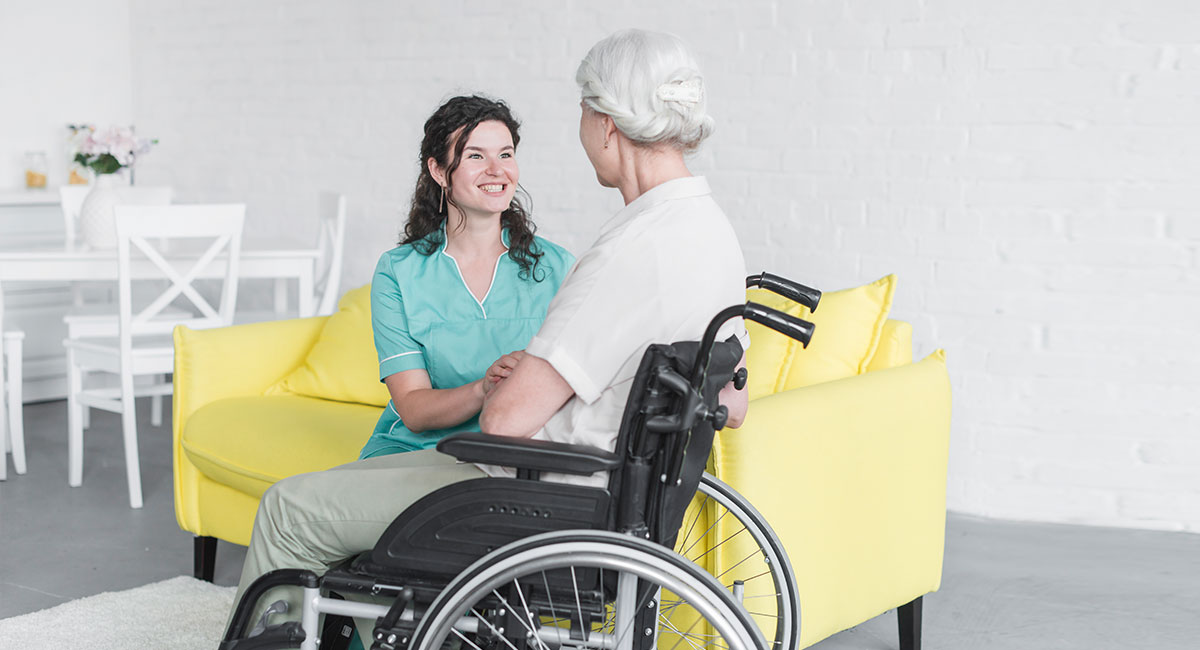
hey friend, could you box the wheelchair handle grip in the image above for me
[747,272,822,313]
[745,302,815,348]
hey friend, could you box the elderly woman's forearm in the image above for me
[480,354,574,437]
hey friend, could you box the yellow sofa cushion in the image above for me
[267,285,391,406]
[743,288,799,400]
[744,274,896,398]
[181,394,381,498]
[866,319,913,373]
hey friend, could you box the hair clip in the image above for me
[656,78,703,104]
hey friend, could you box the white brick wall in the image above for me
[0,0,133,188]
[126,0,1200,533]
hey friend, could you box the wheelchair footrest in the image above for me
[217,621,305,650]
[223,569,318,646]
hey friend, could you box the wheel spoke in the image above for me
[744,610,781,619]
[713,550,768,581]
[658,613,731,650]
[570,566,586,644]
[677,495,712,550]
[493,582,552,650]
[688,527,747,564]
[680,509,731,556]
[452,627,487,650]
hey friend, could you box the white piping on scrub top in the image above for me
[379,350,422,364]
[440,248,505,319]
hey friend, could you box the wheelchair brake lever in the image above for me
[645,366,702,434]
[247,600,288,638]
[653,365,691,395]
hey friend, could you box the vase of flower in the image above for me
[73,126,157,249]
[79,173,125,249]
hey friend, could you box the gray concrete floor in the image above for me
[1,399,1198,648]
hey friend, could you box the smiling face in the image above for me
[432,120,519,222]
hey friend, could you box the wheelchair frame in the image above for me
[222,273,820,650]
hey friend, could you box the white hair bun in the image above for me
[576,29,715,151]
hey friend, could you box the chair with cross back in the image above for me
[63,204,244,508]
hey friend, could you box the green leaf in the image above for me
[90,154,122,175]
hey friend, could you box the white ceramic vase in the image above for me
[79,173,124,249]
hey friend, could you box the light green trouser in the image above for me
[227,449,486,643]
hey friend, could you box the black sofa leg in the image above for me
[194,536,218,582]
[898,596,922,650]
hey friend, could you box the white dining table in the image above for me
[0,241,321,334]
[0,240,320,455]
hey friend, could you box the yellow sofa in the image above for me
[173,283,951,650]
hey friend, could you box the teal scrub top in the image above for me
[358,231,576,459]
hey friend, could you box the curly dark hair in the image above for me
[402,95,545,280]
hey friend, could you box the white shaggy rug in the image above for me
[0,576,235,649]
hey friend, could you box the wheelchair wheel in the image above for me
[674,473,800,650]
[406,530,766,650]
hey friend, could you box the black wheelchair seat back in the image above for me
[609,336,744,547]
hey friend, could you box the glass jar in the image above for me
[66,124,94,184]
[24,151,48,189]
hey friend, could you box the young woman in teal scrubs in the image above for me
[358,95,575,460]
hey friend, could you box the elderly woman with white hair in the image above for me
[225,27,748,645]
[480,28,750,449]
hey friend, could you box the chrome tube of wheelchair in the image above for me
[300,586,320,650]
[615,571,639,650]
[446,615,619,650]
[297,591,406,650]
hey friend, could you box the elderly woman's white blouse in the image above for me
[488,176,748,486]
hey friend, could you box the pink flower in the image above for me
[76,125,156,171]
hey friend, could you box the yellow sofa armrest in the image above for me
[173,317,327,534]
[865,319,912,373]
[712,350,950,648]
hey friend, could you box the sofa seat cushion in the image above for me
[182,394,382,499]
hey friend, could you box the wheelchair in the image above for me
[223,272,821,650]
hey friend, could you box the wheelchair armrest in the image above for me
[437,432,621,476]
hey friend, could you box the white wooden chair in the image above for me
[313,191,348,316]
[63,185,177,427]
[64,204,245,508]
[236,191,346,323]
[1,330,25,480]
